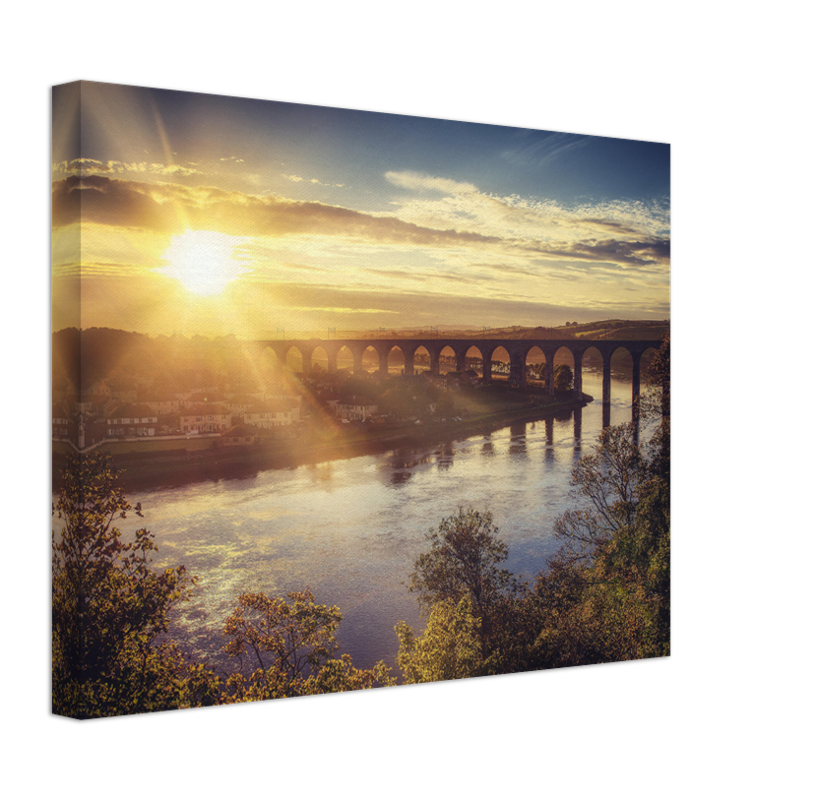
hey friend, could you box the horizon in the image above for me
[53,317,670,341]
[52,82,670,337]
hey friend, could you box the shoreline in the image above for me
[53,393,593,491]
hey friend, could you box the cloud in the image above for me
[52,158,203,178]
[282,173,344,188]
[52,171,670,308]
[520,237,670,269]
[387,179,670,270]
[500,131,592,169]
[51,175,502,250]
[385,171,478,195]
[52,175,179,233]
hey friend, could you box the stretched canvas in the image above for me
[52,81,670,719]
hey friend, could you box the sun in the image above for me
[160,230,251,296]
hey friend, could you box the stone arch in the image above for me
[283,344,304,374]
[552,345,577,396]
[487,345,510,382]
[412,345,431,374]
[523,344,546,386]
[310,345,329,375]
[387,344,406,376]
[261,345,280,373]
[438,344,456,374]
[360,344,381,374]
[335,345,355,375]
[464,345,485,379]
[580,344,603,401]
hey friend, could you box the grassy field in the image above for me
[95,436,217,455]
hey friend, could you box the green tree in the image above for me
[526,419,670,668]
[405,508,520,660]
[554,364,574,392]
[52,453,220,718]
[222,589,394,702]
[395,598,481,683]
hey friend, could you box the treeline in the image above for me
[52,339,669,718]
[53,327,273,391]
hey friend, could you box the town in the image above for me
[51,328,585,458]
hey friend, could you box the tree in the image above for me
[526,419,671,668]
[554,364,574,392]
[405,508,520,659]
[222,589,394,702]
[395,598,481,683]
[52,453,220,718]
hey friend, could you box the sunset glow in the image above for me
[160,230,251,296]
[51,81,670,336]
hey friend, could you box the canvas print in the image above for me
[51,81,670,719]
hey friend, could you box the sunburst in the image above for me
[160,230,251,296]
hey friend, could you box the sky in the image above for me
[52,81,670,337]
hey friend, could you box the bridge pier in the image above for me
[509,353,526,387]
[430,351,440,375]
[404,351,414,376]
[573,351,583,400]
[602,359,612,408]
[544,359,554,396]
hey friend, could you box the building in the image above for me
[180,403,233,433]
[219,423,258,447]
[105,404,159,437]
[243,400,300,429]
[334,396,379,421]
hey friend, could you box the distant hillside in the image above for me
[568,320,669,341]
[371,320,669,341]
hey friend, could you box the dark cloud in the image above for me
[52,175,180,233]
[51,175,503,249]
[522,237,670,268]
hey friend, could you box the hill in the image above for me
[365,320,669,341]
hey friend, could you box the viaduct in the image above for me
[257,337,664,413]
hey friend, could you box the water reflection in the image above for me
[389,471,413,487]
[573,407,583,452]
[509,422,527,457]
[436,442,455,470]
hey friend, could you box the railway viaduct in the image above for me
[257,337,664,412]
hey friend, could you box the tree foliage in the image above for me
[395,598,481,684]
[52,453,220,718]
[222,589,394,702]
[554,364,574,392]
[400,508,522,675]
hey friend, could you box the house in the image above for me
[243,400,300,429]
[219,423,258,447]
[334,396,379,421]
[105,403,159,437]
[141,391,184,415]
[108,378,138,405]
[180,403,233,433]
[52,404,72,440]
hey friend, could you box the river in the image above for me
[114,367,659,676]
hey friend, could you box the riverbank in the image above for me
[53,390,593,491]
